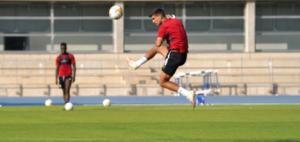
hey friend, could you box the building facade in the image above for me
[0,0,299,53]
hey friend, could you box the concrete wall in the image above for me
[0,38,3,51]
[29,36,50,51]
[256,35,300,51]
[125,35,244,51]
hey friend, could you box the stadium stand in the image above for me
[0,53,299,96]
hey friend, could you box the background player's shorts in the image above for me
[162,51,187,76]
[59,76,72,89]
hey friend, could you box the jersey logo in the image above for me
[59,53,71,65]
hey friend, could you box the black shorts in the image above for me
[162,51,187,76]
[59,76,72,88]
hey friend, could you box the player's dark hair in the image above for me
[149,8,166,17]
[60,42,67,48]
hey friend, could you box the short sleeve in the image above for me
[70,54,76,65]
[157,25,167,39]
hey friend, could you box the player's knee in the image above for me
[159,81,166,88]
[159,83,164,88]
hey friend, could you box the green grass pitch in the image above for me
[0,105,300,142]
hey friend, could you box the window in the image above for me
[0,3,50,51]
[0,2,113,52]
[124,2,244,52]
[256,2,300,51]
[185,2,244,52]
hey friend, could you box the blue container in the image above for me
[203,82,210,90]
[196,95,206,105]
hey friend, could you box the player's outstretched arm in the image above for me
[72,64,76,83]
[70,54,76,83]
[154,37,163,48]
[55,66,59,85]
[55,56,60,85]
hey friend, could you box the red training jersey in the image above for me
[56,53,76,77]
[157,18,188,53]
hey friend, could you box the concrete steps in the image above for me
[0,53,299,96]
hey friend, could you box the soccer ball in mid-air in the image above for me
[64,102,73,111]
[109,5,123,20]
[102,99,111,108]
[44,99,52,107]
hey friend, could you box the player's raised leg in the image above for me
[129,45,168,70]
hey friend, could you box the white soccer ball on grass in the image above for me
[102,99,111,108]
[64,102,73,111]
[44,99,52,107]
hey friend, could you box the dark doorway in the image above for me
[4,37,28,51]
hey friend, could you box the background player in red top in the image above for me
[129,9,210,108]
[55,42,76,104]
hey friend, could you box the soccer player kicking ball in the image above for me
[55,42,76,104]
[129,9,209,108]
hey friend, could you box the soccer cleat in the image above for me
[186,92,196,109]
[128,60,140,70]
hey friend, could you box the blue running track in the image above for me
[0,96,300,106]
